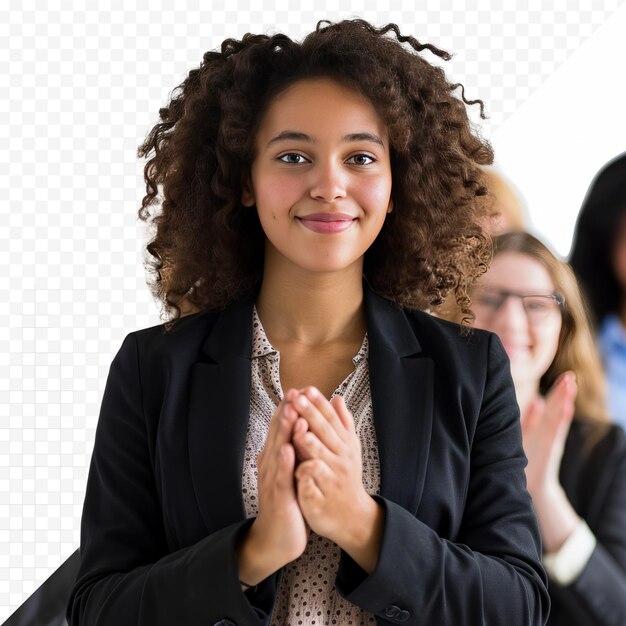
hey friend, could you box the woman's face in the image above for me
[243,77,393,276]
[472,252,562,387]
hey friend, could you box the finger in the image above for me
[330,395,355,433]
[545,376,576,424]
[304,387,346,434]
[296,458,332,496]
[546,371,577,405]
[284,387,301,404]
[274,443,296,495]
[521,397,544,437]
[293,392,345,454]
[292,428,336,465]
[541,382,575,450]
[296,473,324,511]
[292,417,309,464]
[261,400,297,466]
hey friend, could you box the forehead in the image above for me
[483,251,555,292]
[255,77,387,141]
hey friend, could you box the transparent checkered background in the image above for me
[1,0,624,619]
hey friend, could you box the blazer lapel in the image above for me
[186,287,434,531]
[365,287,434,514]
[188,298,254,533]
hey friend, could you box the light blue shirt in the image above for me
[599,314,626,429]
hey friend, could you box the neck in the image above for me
[256,255,366,347]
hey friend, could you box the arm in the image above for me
[548,426,626,625]
[67,334,276,626]
[334,333,550,625]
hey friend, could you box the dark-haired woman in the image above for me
[570,152,626,428]
[67,20,549,625]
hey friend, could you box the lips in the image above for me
[501,341,530,359]
[296,212,356,234]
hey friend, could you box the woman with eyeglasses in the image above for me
[471,231,626,625]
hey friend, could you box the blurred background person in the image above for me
[482,167,529,234]
[471,231,626,625]
[432,167,529,323]
[570,152,626,428]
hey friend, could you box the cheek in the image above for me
[471,311,490,332]
[532,321,561,369]
[470,308,502,335]
[255,173,300,217]
[360,175,392,208]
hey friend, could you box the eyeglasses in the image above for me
[472,287,565,322]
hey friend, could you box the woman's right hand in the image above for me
[521,372,580,553]
[521,371,577,495]
[237,391,310,585]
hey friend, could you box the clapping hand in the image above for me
[521,371,577,494]
[520,371,580,553]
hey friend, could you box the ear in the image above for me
[241,176,255,207]
[386,197,393,214]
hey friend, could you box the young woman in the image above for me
[67,21,549,625]
[570,152,626,428]
[472,231,626,626]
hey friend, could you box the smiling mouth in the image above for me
[296,215,356,234]
[502,342,530,357]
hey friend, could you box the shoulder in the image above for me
[404,307,488,341]
[562,418,626,501]
[401,306,502,366]
[120,309,221,365]
[370,301,511,398]
[567,418,626,461]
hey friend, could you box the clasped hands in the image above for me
[249,386,382,575]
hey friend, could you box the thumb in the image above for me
[521,396,544,436]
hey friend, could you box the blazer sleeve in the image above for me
[335,333,550,625]
[67,333,276,626]
[550,426,626,625]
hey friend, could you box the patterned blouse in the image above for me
[242,307,381,625]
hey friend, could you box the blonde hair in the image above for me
[482,168,528,234]
[493,232,608,422]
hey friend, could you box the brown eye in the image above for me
[278,153,308,164]
[346,154,374,165]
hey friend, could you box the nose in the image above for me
[309,159,347,202]
[494,295,529,331]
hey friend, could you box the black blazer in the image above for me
[4,549,79,626]
[548,418,626,626]
[67,287,549,625]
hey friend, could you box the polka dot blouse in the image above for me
[242,307,381,625]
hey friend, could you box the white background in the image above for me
[2,1,626,618]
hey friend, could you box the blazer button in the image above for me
[213,620,236,626]
[383,605,410,622]
[384,605,401,618]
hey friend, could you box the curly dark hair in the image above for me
[137,19,494,324]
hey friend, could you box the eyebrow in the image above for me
[266,131,385,148]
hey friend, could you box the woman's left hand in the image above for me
[287,387,383,572]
